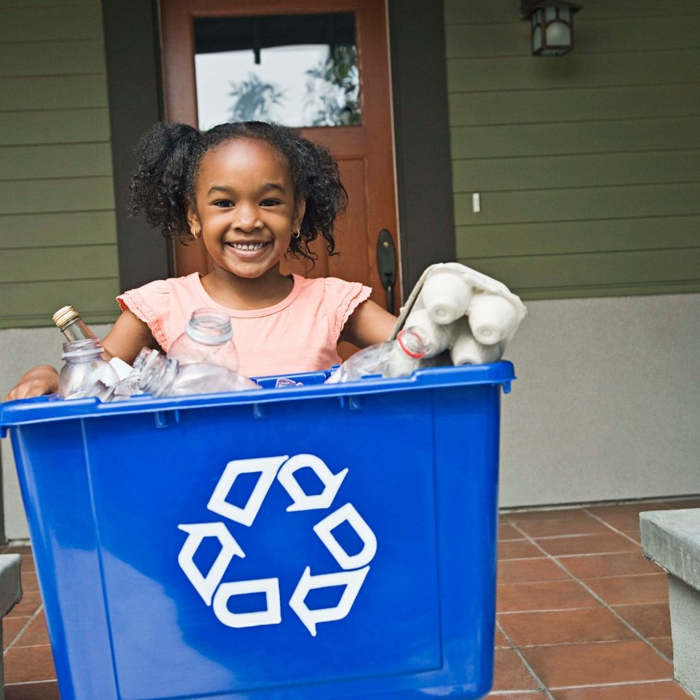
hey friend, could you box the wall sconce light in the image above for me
[521,1,581,56]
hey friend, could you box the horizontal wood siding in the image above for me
[0,0,119,327]
[444,0,700,299]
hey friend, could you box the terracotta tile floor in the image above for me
[2,497,699,699]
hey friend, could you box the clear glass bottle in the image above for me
[325,328,428,384]
[167,308,239,372]
[52,305,97,342]
[58,339,119,401]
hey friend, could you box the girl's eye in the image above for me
[212,199,233,208]
[261,199,281,207]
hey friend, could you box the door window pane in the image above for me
[194,13,361,129]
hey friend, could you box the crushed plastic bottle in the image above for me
[58,339,119,401]
[127,348,260,397]
[110,357,143,400]
[325,328,428,384]
[167,308,239,372]
[168,363,261,395]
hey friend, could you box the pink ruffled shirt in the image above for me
[117,273,371,378]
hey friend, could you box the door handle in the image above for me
[376,229,397,314]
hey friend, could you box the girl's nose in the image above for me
[234,203,262,232]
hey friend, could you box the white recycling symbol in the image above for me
[177,454,377,636]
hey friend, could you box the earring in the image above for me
[292,230,301,239]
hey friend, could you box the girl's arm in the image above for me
[101,309,158,363]
[341,299,397,348]
[4,310,157,400]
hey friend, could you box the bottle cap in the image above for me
[52,305,79,329]
[397,328,428,359]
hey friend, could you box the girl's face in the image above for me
[187,138,305,280]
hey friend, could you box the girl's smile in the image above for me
[225,240,272,259]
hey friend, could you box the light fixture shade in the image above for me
[522,1,581,56]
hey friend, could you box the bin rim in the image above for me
[0,360,515,431]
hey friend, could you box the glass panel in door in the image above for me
[193,13,361,129]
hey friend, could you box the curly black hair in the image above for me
[129,121,347,261]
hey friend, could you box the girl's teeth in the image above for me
[232,242,266,250]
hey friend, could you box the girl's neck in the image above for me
[200,267,294,310]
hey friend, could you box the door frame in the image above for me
[102,0,455,297]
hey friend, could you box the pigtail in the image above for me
[290,137,346,261]
[129,122,202,241]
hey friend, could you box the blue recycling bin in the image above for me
[0,362,514,699]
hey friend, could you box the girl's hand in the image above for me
[4,365,59,401]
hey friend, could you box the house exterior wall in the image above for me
[0,0,118,539]
[444,0,699,505]
[444,0,700,298]
[498,294,700,507]
[0,0,120,329]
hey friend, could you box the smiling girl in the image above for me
[7,121,397,399]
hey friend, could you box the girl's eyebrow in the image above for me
[261,182,287,193]
[207,183,287,196]
[207,185,234,195]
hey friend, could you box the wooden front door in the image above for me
[159,0,401,318]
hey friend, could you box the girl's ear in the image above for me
[186,205,202,239]
[293,198,306,233]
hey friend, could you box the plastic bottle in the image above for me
[52,305,98,342]
[58,339,119,401]
[167,308,238,372]
[130,348,260,397]
[449,319,503,365]
[109,357,144,400]
[420,269,472,325]
[403,308,456,358]
[325,328,428,384]
[467,293,518,345]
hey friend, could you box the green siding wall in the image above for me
[0,0,119,328]
[444,0,700,299]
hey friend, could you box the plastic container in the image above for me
[0,362,515,700]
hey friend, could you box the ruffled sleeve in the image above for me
[323,277,372,341]
[116,279,173,351]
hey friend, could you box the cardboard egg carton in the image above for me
[391,263,527,366]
